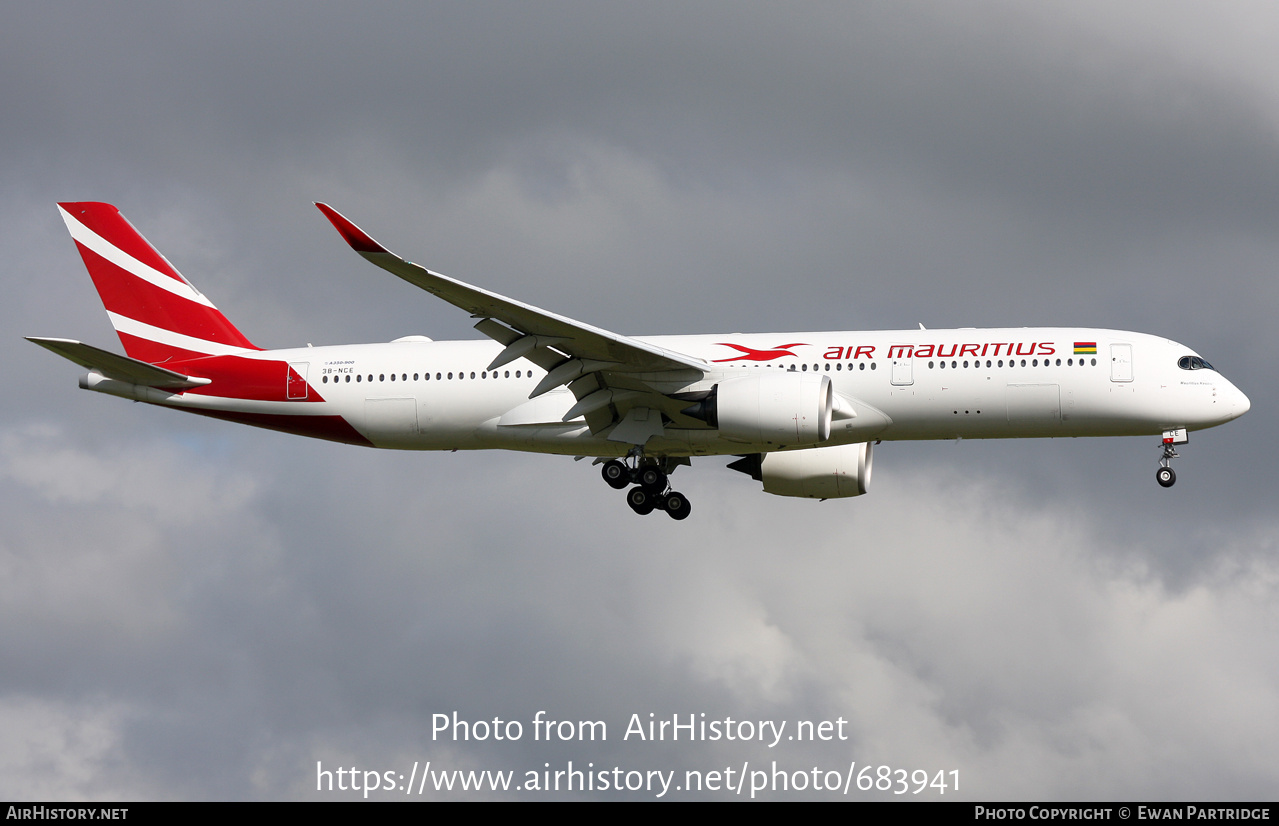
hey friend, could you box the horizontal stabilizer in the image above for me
[26,337,210,389]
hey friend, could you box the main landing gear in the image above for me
[601,458,692,520]
[1156,428,1188,488]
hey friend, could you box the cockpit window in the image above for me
[1178,355,1215,371]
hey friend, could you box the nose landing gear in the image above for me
[601,457,692,519]
[1156,429,1188,488]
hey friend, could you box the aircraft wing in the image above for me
[27,337,210,389]
[316,205,707,379]
[316,204,708,438]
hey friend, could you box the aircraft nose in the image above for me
[1234,385,1251,417]
[1224,380,1250,420]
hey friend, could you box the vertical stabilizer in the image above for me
[57,202,258,363]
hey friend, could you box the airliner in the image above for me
[30,202,1250,519]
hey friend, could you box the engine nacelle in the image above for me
[729,442,874,499]
[704,373,833,446]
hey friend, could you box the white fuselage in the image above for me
[140,327,1250,456]
[44,201,1252,511]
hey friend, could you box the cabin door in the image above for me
[286,362,309,399]
[1110,344,1133,383]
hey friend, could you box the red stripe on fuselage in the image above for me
[182,408,372,446]
[170,355,327,402]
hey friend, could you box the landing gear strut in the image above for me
[1156,429,1187,488]
[601,456,692,519]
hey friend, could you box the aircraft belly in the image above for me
[360,397,419,448]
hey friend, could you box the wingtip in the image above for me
[315,203,387,254]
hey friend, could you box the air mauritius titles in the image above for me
[714,340,1071,363]
[828,341,1058,360]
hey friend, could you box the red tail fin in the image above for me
[58,202,258,363]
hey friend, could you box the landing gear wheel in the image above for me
[663,491,691,520]
[637,465,667,492]
[1156,435,1182,489]
[627,487,655,515]
[602,460,630,490]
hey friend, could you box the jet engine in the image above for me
[684,373,833,446]
[728,442,873,499]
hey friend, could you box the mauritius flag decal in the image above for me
[1074,341,1097,355]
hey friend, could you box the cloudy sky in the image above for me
[2,2,1276,800]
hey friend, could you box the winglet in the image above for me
[314,203,387,254]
